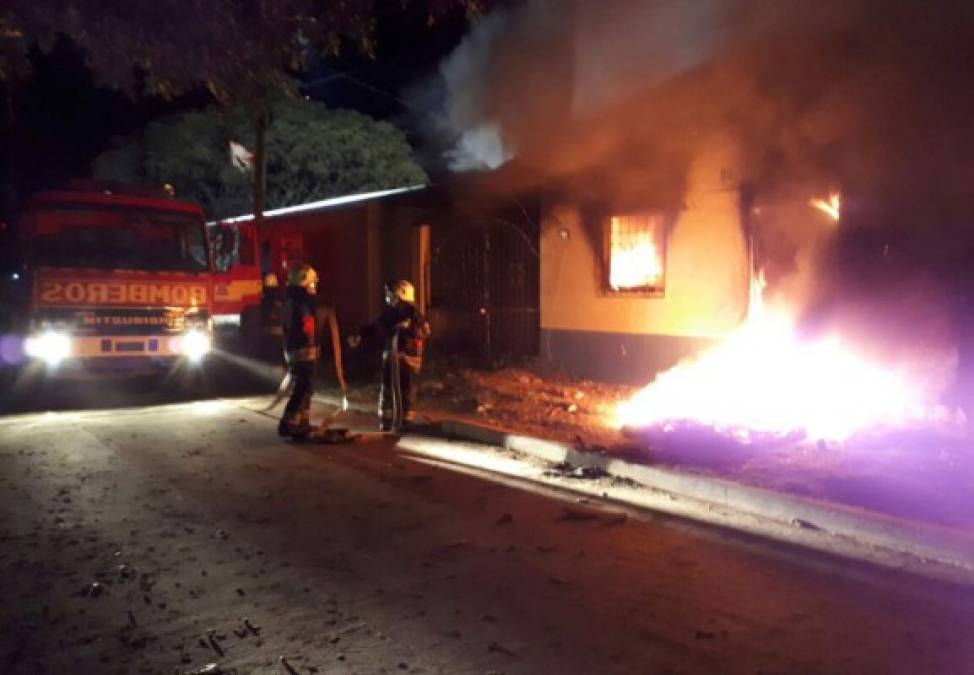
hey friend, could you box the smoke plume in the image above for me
[434,1,974,190]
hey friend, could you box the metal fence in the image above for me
[429,212,539,366]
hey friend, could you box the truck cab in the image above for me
[207,219,302,359]
[19,185,215,374]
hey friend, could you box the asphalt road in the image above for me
[1,382,974,674]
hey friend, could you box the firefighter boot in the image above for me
[277,418,290,437]
[377,386,393,431]
[378,404,393,432]
[293,410,314,439]
[279,411,313,439]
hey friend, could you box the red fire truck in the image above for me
[205,217,308,358]
[206,219,279,357]
[18,183,215,374]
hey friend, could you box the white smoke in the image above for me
[436,1,569,171]
[432,0,875,173]
[434,0,736,171]
[569,0,728,116]
[445,122,511,171]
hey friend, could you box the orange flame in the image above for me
[609,217,662,290]
[809,190,841,222]
[614,271,958,442]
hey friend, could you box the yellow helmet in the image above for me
[390,280,415,304]
[286,264,318,293]
[263,273,279,288]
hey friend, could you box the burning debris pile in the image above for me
[614,271,965,444]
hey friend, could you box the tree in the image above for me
[4,0,482,218]
[93,98,428,219]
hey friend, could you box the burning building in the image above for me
[434,0,974,441]
[539,137,749,384]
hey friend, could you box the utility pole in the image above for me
[253,108,268,228]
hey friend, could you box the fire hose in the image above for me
[324,306,349,412]
[264,306,348,421]
[389,331,404,433]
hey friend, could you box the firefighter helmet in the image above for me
[286,264,318,293]
[390,280,415,304]
[263,273,279,288]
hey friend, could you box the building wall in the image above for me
[540,143,750,383]
[257,205,373,334]
[256,200,429,337]
[376,203,428,311]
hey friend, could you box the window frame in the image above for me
[601,211,667,297]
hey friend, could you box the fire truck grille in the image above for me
[36,308,206,335]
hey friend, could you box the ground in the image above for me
[332,356,631,451]
[2,381,974,675]
[373,357,974,530]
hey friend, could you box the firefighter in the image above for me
[278,264,319,438]
[348,280,430,431]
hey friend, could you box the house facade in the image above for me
[539,140,752,384]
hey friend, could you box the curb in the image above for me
[440,419,974,579]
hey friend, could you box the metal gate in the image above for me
[430,216,539,365]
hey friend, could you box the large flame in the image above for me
[809,190,841,222]
[614,272,957,442]
[609,217,663,290]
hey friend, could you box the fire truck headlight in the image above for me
[24,330,72,366]
[179,329,212,363]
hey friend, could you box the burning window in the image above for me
[605,213,665,294]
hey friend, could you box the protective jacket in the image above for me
[362,301,430,361]
[281,285,318,362]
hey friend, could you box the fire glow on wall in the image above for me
[607,214,664,292]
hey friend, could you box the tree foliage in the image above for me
[2,1,484,100]
[4,0,482,219]
[93,98,428,219]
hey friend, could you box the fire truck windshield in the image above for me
[30,206,210,273]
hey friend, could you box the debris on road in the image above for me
[791,517,821,531]
[206,630,225,657]
[487,641,516,656]
[279,655,300,675]
[557,507,600,522]
[544,462,609,480]
[557,506,629,528]
[187,664,225,675]
[82,581,104,597]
